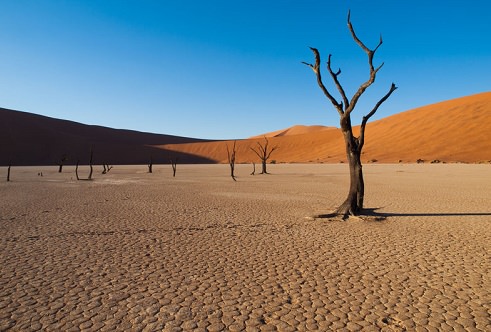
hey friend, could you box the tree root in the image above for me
[306,208,386,222]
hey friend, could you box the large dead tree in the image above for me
[303,11,397,218]
[226,141,237,181]
[250,137,278,174]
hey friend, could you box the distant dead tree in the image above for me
[303,11,397,219]
[75,160,80,180]
[7,163,11,182]
[76,146,95,181]
[170,156,178,177]
[250,137,278,174]
[102,163,113,174]
[88,146,94,180]
[226,141,237,181]
[148,156,153,173]
[58,154,67,173]
[250,162,256,175]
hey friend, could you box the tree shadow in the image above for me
[363,208,491,218]
[312,207,491,222]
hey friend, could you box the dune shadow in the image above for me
[363,207,491,218]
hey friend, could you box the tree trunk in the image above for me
[58,164,63,173]
[261,160,267,174]
[88,146,94,180]
[335,120,365,218]
[336,148,364,217]
[7,164,11,182]
[75,160,80,180]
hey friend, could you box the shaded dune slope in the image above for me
[0,108,213,166]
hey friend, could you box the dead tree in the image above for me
[250,162,256,175]
[75,160,80,180]
[102,163,113,174]
[7,163,11,182]
[148,156,153,173]
[226,141,237,181]
[58,154,67,173]
[250,137,278,174]
[88,146,94,180]
[170,157,178,177]
[76,146,95,180]
[303,11,397,218]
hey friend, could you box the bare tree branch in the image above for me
[303,48,344,115]
[347,10,371,55]
[265,146,279,160]
[345,11,385,116]
[373,34,383,53]
[327,54,349,110]
[250,144,264,159]
[358,83,398,149]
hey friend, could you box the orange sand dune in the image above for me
[163,92,491,163]
[1,92,490,165]
[363,92,491,163]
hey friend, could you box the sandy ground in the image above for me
[1,164,490,331]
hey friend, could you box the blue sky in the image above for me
[1,1,490,139]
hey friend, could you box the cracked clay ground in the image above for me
[1,164,490,331]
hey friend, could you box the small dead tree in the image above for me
[75,160,80,180]
[76,146,95,181]
[226,141,237,181]
[148,156,153,173]
[250,137,278,174]
[303,11,397,218]
[7,163,11,182]
[170,156,178,177]
[88,146,94,180]
[250,162,256,175]
[102,163,113,174]
[58,154,67,173]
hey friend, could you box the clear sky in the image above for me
[1,1,490,139]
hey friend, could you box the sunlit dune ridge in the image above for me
[162,92,491,163]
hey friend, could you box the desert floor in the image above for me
[1,164,490,331]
